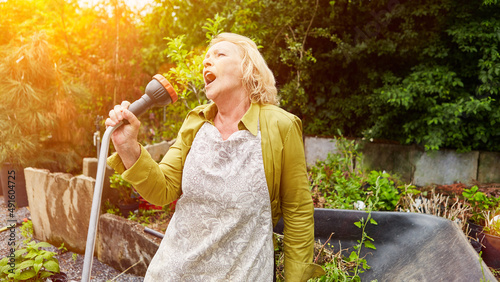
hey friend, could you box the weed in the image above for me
[309,135,401,211]
[20,220,33,245]
[58,243,68,254]
[398,185,471,231]
[0,241,60,281]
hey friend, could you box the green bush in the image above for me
[310,136,401,211]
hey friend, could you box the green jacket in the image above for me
[108,102,325,281]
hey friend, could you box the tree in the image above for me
[0,0,153,171]
[368,0,500,151]
[0,32,87,172]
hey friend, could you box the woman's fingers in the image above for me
[105,101,134,127]
[121,100,131,109]
[123,107,141,128]
[114,104,125,120]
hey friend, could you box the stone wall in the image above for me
[96,213,161,276]
[24,139,174,255]
[304,136,500,186]
[24,168,95,253]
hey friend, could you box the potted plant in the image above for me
[109,172,140,217]
[462,186,498,232]
[480,210,500,269]
[462,186,500,267]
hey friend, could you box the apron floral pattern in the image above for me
[144,122,274,281]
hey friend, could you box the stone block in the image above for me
[413,150,479,186]
[478,151,500,183]
[360,142,422,183]
[96,213,161,276]
[304,136,339,167]
[82,158,98,179]
[82,158,120,208]
[144,140,175,162]
[24,167,95,253]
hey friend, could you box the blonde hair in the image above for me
[209,33,279,105]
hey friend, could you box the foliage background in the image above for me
[1,0,499,173]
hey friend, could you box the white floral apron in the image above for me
[144,122,274,281]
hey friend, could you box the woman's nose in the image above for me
[203,57,212,67]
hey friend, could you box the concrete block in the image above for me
[82,158,98,179]
[144,140,175,162]
[478,151,500,183]
[97,213,161,276]
[24,167,95,253]
[304,136,339,167]
[360,142,422,183]
[81,157,120,208]
[413,150,479,186]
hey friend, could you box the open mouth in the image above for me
[204,71,216,86]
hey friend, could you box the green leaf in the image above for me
[370,218,378,225]
[16,259,34,270]
[14,249,27,258]
[34,241,52,249]
[41,251,55,260]
[17,269,36,280]
[25,250,37,259]
[348,251,359,262]
[354,221,362,228]
[1,264,12,275]
[40,270,55,279]
[43,260,60,273]
[34,262,43,274]
[364,241,376,250]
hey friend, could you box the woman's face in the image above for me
[203,41,245,103]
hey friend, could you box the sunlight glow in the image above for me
[79,0,156,15]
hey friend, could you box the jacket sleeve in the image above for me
[107,139,183,206]
[280,117,325,281]
[106,112,199,206]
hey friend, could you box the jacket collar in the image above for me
[199,102,260,136]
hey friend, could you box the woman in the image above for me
[106,33,324,281]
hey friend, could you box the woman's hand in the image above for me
[105,101,141,169]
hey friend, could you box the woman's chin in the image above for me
[205,89,218,101]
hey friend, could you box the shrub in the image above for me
[310,136,401,211]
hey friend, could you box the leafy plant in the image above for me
[109,173,139,205]
[365,171,400,211]
[57,243,68,254]
[0,241,60,281]
[308,176,381,282]
[310,136,364,210]
[310,135,400,211]
[462,186,500,225]
[482,211,500,237]
[348,176,380,280]
[104,200,120,215]
[20,220,33,245]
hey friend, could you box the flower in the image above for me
[354,200,366,210]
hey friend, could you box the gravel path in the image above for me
[0,197,144,281]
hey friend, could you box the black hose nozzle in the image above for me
[128,74,178,117]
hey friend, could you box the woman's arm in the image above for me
[280,117,325,281]
[107,139,184,206]
[106,107,201,206]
